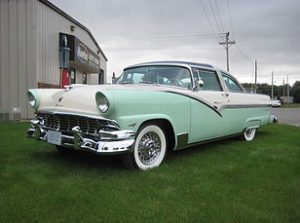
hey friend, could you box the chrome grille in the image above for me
[38,113,119,135]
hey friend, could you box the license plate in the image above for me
[47,130,62,145]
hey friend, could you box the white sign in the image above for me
[77,43,88,63]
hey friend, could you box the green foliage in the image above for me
[241,83,288,98]
[291,81,300,103]
[1,122,299,223]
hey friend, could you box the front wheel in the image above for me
[122,124,167,170]
[243,128,256,141]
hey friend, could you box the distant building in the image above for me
[280,96,294,104]
[0,0,107,120]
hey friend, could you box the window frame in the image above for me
[221,72,245,93]
[192,68,224,92]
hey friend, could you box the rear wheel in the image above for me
[243,128,256,141]
[122,124,167,170]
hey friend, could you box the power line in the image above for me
[234,45,252,62]
[199,0,220,42]
[101,33,217,44]
[214,0,225,33]
[208,0,222,33]
[226,0,235,37]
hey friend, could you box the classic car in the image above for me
[271,99,281,107]
[27,61,276,170]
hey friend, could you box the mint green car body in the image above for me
[99,87,271,149]
[27,61,275,170]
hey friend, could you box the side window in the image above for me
[192,69,222,91]
[221,73,243,92]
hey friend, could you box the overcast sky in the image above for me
[50,0,300,85]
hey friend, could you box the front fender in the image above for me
[117,113,178,148]
[118,113,174,132]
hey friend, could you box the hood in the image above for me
[37,84,186,116]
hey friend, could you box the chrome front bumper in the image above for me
[27,119,135,155]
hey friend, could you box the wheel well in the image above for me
[140,119,176,151]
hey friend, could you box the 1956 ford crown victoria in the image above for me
[27,61,276,170]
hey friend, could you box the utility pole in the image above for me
[219,32,236,72]
[254,60,257,93]
[287,74,289,104]
[271,71,274,99]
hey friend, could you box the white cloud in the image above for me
[50,0,300,85]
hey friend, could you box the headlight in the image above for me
[27,90,39,109]
[96,93,109,113]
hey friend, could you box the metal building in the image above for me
[0,0,107,121]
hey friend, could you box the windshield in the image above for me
[115,66,192,90]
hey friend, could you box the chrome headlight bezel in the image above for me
[27,90,39,109]
[96,92,110,113]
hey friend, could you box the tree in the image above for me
[241,83,290,100]
[291,81,300,103]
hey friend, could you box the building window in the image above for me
[98,70,104,84]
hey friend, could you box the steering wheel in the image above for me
[167,79,185,87]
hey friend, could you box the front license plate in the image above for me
[47,130,62,146]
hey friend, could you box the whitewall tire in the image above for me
[243,128,256,141]
[122,124,167,170]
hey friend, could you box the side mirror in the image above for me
[197,79,204,88]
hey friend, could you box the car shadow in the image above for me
[167,138,232,160]
[166,127,273,161]
[31,145,125,171]
[31,128,272,171]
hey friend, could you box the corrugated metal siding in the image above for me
[0,0,107,120]
[36,1,107,85]
[100,57,107,83]
[0,0,37,120]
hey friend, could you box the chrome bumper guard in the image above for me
[269,114,278,124]
[27,119,135,155]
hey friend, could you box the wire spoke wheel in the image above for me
[131,124,167,170]
[137,131,162,166]
[243,128,256,141]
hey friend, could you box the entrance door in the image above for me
[70,68,76,84]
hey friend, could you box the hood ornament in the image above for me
[56,97,64,107]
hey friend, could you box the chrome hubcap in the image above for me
[137,131,161,165]
[245,129,254,137]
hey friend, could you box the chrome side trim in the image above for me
[218,104,272,111]
[162,90,271,118]
[163,90,223,117]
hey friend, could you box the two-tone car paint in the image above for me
[27,61,275,170]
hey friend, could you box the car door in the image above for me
[220,72,268,134]
[189,68,229,143]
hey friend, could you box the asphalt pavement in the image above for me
[271,108,300,127]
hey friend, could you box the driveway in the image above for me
[271,108,300,127]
